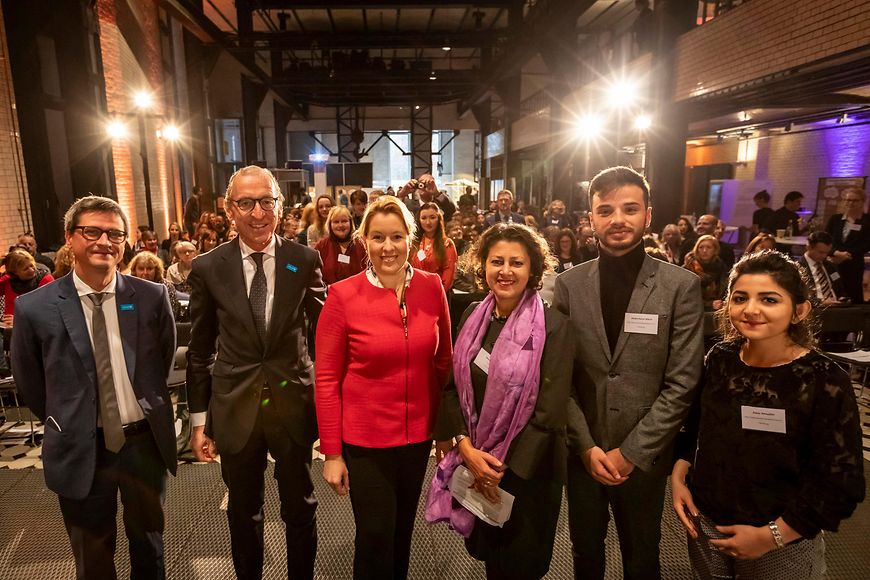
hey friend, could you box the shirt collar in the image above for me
[72,269,116,297]
[803,254,819,269]
[239,235,277,260]
[365,264,414,288]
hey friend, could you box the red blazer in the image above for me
[314,236,367,286]
[315,269,452,455]
[410,236,458,289]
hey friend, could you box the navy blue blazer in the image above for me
[11,273,177,500]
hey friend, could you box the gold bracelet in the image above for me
[768,521,785,549]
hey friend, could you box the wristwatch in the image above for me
[768,521,785,549]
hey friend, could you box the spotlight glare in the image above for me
[634,115,652,130]
[161,124,181,141]
[574,113,605,140]
[134,90,154,109]
[106,120,128,139]
[607,79,638,109]
[442,46,452,51]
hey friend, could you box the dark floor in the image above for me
[0,459,868,580]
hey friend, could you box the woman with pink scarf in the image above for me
[425,223,575,579]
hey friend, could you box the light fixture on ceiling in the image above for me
[442,46,452,52]
[837,113,850,124]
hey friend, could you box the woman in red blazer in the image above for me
[410,201,458,290]
[314,205,366,285]
[316,195,452,580]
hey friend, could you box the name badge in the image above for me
[416,249,427,261]
[337,254,351,264]
[563,262,573,269]
[624,313,658,335]
[741,405,786,434]
[120,304,134,311]
[831,272,841,281]
[473,348,491,374]
[849,223,862,232]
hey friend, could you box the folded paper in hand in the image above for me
[448,465,515,527]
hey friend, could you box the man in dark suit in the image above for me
[799,231,846,304]
[825,187,870,304]
[187,165,326,580]
[12,196,177,580]
[486,189,525,226]
[554,167,704,580]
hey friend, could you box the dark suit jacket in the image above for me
[12,273,177,500]
[486,212,526,226]
[186,236,326,455]
[798,256,846,301]
[435,302,574,482]
[718,240,735,270]
[825,213,870,262]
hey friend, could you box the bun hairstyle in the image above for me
[716,250,818,348]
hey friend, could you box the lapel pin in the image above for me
[120,304,135,311]
[286,264,298,272]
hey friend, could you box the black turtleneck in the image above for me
[599,242,646,354]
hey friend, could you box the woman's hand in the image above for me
[709,525,777,560]
[671,459,699,538]
[457,438,504,490]
[434,439,454,463]
[471,478,501,504]
[323,455,350,496]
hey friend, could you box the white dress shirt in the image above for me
[72,270,145,425]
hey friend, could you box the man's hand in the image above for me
[606,448,635,478]
[831,250,852,264]
[581,446,628,486]
[397,179,418,199]
[190,425,217,462]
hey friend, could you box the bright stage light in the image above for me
[106,120,128,139]
[606,79,638,109]
[161,124,181,141]
[134,90,154,109]
[634,115,652,130]
[574,114,605,140]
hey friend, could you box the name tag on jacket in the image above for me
[473,348,491,374]
[741,405,786,434]
[623,313,658,335]
[337,254,351,264]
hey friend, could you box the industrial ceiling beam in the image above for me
[257,1,510,8]
[227,30,503,50]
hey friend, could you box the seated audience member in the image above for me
[426,223,573,580]
[672,251,864,579]
[368,189,385,204]
[458,186,476,214]
[799,231,845,305]
[52,244,75,278]
[307,194,336,248]
[745,233,776,255]
[278,207,303,240]
[752,190,774,234]
[486,189,525,226]
[349,188,368,230]
[209,212,229,242]
[645,246,670,262]
[411,202,459,290]
[196,227,219,253]
[684,235,728,311]
[684,214,734,269]
[166,241,197,295]
[297,202,316,246]
[161,221,186,252]
[17,232,54,271]
[678,217,698,252]
[576,226,598,263]
[139,230,171,268]
[659,223,683,264]
[128,252,183,320]
[542,199,572,229]
[315,205,366,286]
[225,222,238,242]
[1,248,54,326]
[554,228,581,273]
[825,187,870,304]
[524,215,539,230]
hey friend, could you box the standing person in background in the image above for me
[316,196,452,580]
[12,196,176,580]
[187,166,325,580]
[349,189,368,230]
[825,187,870,304]
[399,174,456,223]
[554,166,704,580]
[576,226,599,263]
[426,223,573,579]
[315,205,367,286]
[672,251,864,579]
[338,189,348,207]
[486,189,525,226]
[411,202,459,290]
[554,228,581,273]
[752,190,774,234]
[307,194,335,248]
[767,191,805,236]
[184,186,203,238]
[543,199,573,229]
[397,182,421,216]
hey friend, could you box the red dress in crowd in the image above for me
[314,236,367,285]
[410,236,458,290]
[0,271,54,317]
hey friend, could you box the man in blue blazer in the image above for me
[12,196,177,580]
[486,189,525,226]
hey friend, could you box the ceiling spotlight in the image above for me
[634,115,652,130]
[739,110,751,122]
[133,90,154,109]
[573,113,605,140]
[442,46,452,52]
[429,72,437,80]
[837,113,850,124]
[161,124,181,141]
[106,120,128,139]
[606,79,638,109]
[415,105,421,110]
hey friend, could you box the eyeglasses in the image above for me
[231,197,279,213]
[843,198,864,204]
[73,226,127,243]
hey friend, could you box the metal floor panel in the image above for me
[0,460,868,579]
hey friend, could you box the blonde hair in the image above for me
[128,252,164,282]
[357,195,417,240]
[53,245,75,278]
[325,205,353,238]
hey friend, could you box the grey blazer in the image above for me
[553,254,704,473]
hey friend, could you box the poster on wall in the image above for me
[815,176,868,229]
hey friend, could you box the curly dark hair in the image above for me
[458,222,556,291]
[715,250,818,348]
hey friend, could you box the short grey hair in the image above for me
[225,165,284,204]
[63,195,130,234]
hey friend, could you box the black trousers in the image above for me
[58,429,167,580]
[219,391,317,580]
[566,458,667,580]
[839,258,865,304]
[343,440,431,580]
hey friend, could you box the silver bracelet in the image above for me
[454,434,467,445]
[768,521,785,549]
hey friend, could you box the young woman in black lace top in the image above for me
[671,250,865,579]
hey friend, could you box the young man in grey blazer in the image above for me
[553,166,704,580]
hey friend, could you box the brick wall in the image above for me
[674,0,870,101]
[0,8,29,252]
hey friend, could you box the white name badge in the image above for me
[417,249,427,261]
[831,272,841,281]
[741,405,786,434]
[473,348,491,374]
[563,262,573,269]
[849,223,862,232]
[624,313,658,335]
[337,253,351,264]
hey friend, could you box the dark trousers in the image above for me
[839,258,865,304]
[343,440,431,580]
[58,429,167,580]
[566,458,666,580]
[220,391,317,580]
